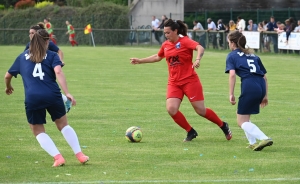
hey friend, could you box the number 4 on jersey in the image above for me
[32,63,45,80]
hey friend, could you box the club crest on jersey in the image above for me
[175,42,181,49]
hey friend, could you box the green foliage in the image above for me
[64,0,127,7]
[0,3,130,45]
[0,4,5,10]
[34,1,53,9]
[0,46,300,183]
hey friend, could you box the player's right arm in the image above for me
[228,70,236,105]
[130,54,163,64]
[4,72,14,95]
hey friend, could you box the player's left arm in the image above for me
[4,72,14,95]
[261,74,268,108]
[57,50,64,65]
[192,44,204,69]
[54,65,76,106]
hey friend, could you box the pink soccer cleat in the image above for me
[52,154,65,167]
[76,152,89,164]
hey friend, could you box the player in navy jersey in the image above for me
[26,23,72,112]
[4,29,89,167]
[225,31,273,151]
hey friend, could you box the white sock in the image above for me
[61,125,81,155]
[244,130,257,145]
[241,122,268,140]
[61,94,67,103]
[36,133,60,157]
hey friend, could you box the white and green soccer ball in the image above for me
[125,126,143,142]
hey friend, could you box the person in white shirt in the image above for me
[193,20,206,48]
[151,16,161,44]
[207,18,217,49]
[237,16,246,31]
[294,20,300,32]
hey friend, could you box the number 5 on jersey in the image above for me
[32,63,45,80]
[247,59,256,73]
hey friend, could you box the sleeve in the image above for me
[185,37,199,50]
[24,42,30,51]
[48,41,59,52]
[51,52,64,68]
[225,54,235,73]
[157,45,165,58]
[257,57,267,74]
[8,55,21,77]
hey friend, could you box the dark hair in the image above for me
[29,29,50,63]
[227,31,252,54]
[30,22,45,31]
[237,16,242,20]
[164,19,187,36]
[270,16,275,19]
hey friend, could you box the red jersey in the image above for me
[158,36,199,84]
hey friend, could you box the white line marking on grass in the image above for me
[5,178,300,184]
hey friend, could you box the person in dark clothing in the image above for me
[157,15,168,41]
[267,16,278,53]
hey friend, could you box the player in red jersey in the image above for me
[66,20,78,46]
[130,19,232,142]
[44,18,57,45]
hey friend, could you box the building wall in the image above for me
[184,0,300,12]
[130,0,184,28]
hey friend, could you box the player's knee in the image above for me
[166,106,178,116]
[195,107,206,116]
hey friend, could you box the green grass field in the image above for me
[0,46,299,184]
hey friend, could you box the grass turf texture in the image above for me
[0,46,299,184]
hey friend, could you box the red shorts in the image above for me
[69,33,76,38]
[167,78,204,102]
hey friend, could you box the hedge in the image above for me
[0,2,130,45]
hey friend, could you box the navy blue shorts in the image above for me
[25,100,66,125]
[237,77,266,115]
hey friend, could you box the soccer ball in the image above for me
[125,126,143,142]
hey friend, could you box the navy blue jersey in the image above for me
[8,50,63,110]
[225,49,267,80]
[24,40,59,53]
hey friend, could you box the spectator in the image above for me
[157,15,168,41]
[267,16,278,53]
[151,16,161,44]
[294,20,300,32]
[247,20,258,31]
[262,20,271,52]
[193,20,206,48]
[207,18,217,49]
[284,19,295,44]
[229,20,236,31]
[236,16,246,31]
[275,23,285,34]
[216,19,226,48]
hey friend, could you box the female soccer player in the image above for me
[66,20,78,46]
[25,23,71,112]
[130,19,232,142]
[4,29,89,166]
[44,18,56,45]
[225,30,273,151]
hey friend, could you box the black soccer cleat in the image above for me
[220,122,232,140]
[183,128,198,142]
